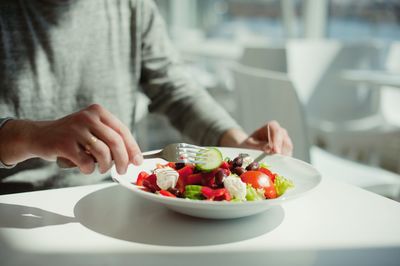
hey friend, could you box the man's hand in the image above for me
[0,104,142,174]
[219,120,293,156]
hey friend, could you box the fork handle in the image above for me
[57,150,163,168]
[142,151,162,160]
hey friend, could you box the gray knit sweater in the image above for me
[0,0,239,190]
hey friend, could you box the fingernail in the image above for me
[133,154,143,166]
[119,167,127,175]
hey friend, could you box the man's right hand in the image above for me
[0,104,142,174]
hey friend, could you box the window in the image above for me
[327,0,400,41]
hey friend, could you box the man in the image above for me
[0,0,292,193]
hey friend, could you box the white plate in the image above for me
[111,147,321,219]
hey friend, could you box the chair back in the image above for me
[385,41,400,73]
[287,39,382,123]
[231,63,310,162]
[287,40,340,105]
[240,45,287,73]
[381,41,400,126]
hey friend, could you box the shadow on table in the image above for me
[0,203,75,229]
[74,185,285,247]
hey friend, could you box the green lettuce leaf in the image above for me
[274,175,294,196]
[259,162,270,169]
[184,185,204,200]
[245,184,265,201]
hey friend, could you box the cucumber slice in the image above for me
[196,147,223,172]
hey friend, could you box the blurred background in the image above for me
[135,0,400,200]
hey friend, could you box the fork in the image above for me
[144,143,208,164]
[57,143,209,168]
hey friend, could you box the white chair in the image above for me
[232,64,310,162]
[287,39,400,172]
[287,39,382,124]
[239,44,287,72]
[338,41,400,172]
[385,41,400,73]
[377,41,400,127]
[231,63,400,200]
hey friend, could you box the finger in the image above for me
[61,144,96,174]
[244,136,264,150]
[262,143,273,154]
[281,130,293,156]
[87,104,143,165]
[56,157,77,168]
[82,135,113,174]
[269,123,284,154]
[90,123,129,174]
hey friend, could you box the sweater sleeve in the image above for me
[137,0,241,146]
[0,117,15,169]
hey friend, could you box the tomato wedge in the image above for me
[240,171,271,189]
[258,167,276,182]
[240,170,277,199]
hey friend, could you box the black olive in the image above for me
[174,162,185,170]
[168,187,182,197]
[233,166,245,176]
[215,169,226,186]
[246,162,260,171]
[232,157,243,167]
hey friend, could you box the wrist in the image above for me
[218,128,248,147]
[0,119,36,165]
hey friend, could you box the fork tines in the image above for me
[176,143,208,164]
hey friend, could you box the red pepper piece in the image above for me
[166,162,176,169]
[159,190,177,198]
[136,171,150,186]
[186,173,203,185]
[223,190,232,201]
[177,165,194,179]
[201,187,230,201]
[142,174,160,192]
[176,176,186,194]
[175,166,195,193]
[220,161,230,169]
[201,186,215,200]
[213,188,227,198]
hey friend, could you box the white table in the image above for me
[1,176,400,266]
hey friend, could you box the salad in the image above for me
[134,147,294,202]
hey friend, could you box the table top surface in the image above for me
[1,175,400,266]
